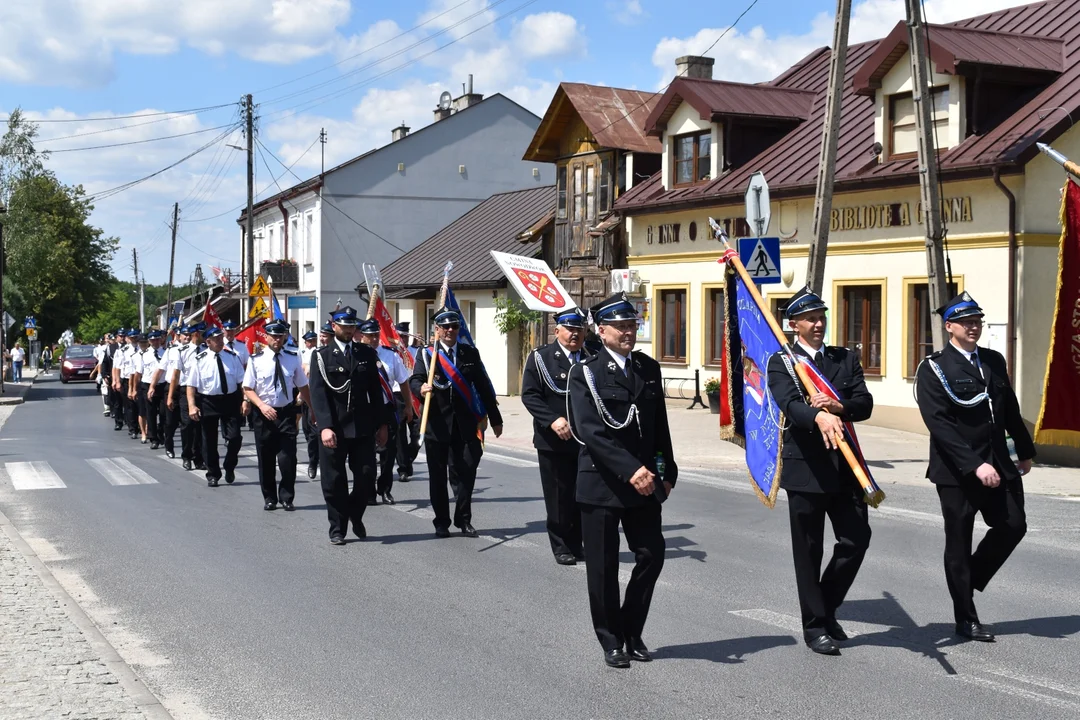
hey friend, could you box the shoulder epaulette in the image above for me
[928,350,943,360]
[222,347,237,356]
[196,351,207,359]
[283,348,297,356]
[580,352,601,364]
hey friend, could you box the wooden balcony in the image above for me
[260,261,299,289]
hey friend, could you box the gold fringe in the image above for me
[1035,428,1080,448]
[1033,181,1072,442]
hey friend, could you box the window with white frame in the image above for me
[289,216,299,261]
[266,226,275,261]
[305,212,314,265]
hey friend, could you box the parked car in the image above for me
[60,344,97,383]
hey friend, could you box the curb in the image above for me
[0,506,175,720]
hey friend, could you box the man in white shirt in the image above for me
[299,330,320,479]
[357,318,414,505]
[142,330,169,449]
[171,324,206,471]
[243,319,312,511]
[115,330,139,437]
[186,326,245,487]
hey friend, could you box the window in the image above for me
[572,166,583,222]
[770,297,796,345]
[585,165,596,221]
[556,166,567,219]
[839,285,883,375]
[909,281,958,375]
[290,216,299,261]
[673,131,711,186]
[659,288,687,363]
[266,226,275,261]
[304,212,314,265]
[705,288,726,367]
[599,157,612,213]
[889,87,949,158]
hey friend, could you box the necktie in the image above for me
[215,353,229,395]
[273,352,286,391]
[813,351,824,369]
[446,346,454,364]
[344,343,352,362]
[572,351,580,364]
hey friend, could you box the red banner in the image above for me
[1035,180,1080,447]
[235,317,267,355]
[202,300,224,329]
[371,296,422,415]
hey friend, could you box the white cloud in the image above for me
[511,12,585,59]
[608,0,645,26]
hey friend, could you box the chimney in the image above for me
[392,123,410,142]
[434,107,452,122]
[675,55,714,80]
[452,73,484,112]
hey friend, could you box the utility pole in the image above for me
[139,275,146,332]
[906,0,949,350]
[245,93,256,319]
[131,248,144,332]
[165,202,178,331]
[805,0,852,294]
[320,128,327,178]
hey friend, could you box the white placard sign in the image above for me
[490,251,575,312]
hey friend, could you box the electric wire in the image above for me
[35,103,240,143]
[176,229,240,264]
[43,122,239,154]
[1,103,236,124]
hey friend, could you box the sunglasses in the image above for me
[439,323,461,330]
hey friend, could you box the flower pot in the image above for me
[707,391,721,415]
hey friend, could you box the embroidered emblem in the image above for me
[607,361,616,372]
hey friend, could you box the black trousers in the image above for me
[179,393,203,464]
[197,394,241,480]
[253,405,299,504]
[937,482,1027,624]
[142,383,166,443]
[122,378,137,431]
[301,406,319,473]
[425,435,482,530]
[786,490,872,637]
[580,502,665,651]
[136,382,149,427]
[395,392,420,477]
[319,434,377,539]
[164,394,180,454]
[376,418,398,496]
[537,450,583,557]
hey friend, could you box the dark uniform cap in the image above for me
[320,321,334,334]
[203,326,224,339]
[147,330,164,339]
[302,331,318,341]
[330,306,358,325]
[936,291,984,322]
[221,320,239,330]
[188,322,207,334]
[116,328,128,337]
[264,319,290,335]
[785,286,829,318]
[358,318,380,334]
[433,307,461,326]
[590,293,638,323]
[395,321,410,333]
[554,307,587,328]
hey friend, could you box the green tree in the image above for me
[1,108,48,204]
[77,285,139,342]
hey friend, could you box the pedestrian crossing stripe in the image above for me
[86,458,158,486]
[4,461,66,490]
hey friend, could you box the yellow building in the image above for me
[614,1,1080,455]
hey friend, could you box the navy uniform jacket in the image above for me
[409,343,503,444]
[520,343,591,454]
[767,345,874,494]
[915,343,1035,486]
[567,349,677,508]
[308,341,390,440]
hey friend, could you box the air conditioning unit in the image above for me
[610,269,644,295]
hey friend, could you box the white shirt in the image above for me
[162,345,182,383]
[301,345,316,372]
[10,347,24,362]
[224,338,250,368]
[118,344,137,379]
[93,344,107,363]
[243,347,308,407]
[175,344,201,386]
[139,346,167,384]
[376,346,410,391]
[187,348,245,395]
[557,342,584,364]
[604,346,629,373]
[796,339,825,362]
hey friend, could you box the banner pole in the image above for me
[710,219,884,507]
[419,262,452,436]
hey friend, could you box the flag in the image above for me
[444,287,475,346]
[236,317,267,354]
[1035,180,1080,446]
[271,292,285,320]
[202,300,224,329]
[721,262,784,507]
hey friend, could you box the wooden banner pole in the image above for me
[419,264,452,436]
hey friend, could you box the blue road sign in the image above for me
[738,237,782,285]
[287,295,318,310]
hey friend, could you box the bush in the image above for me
[704,377,722,394]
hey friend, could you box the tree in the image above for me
[77,286,139,343]
[1,108,48,205]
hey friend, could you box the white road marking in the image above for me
[952,673,1080,714]
[151,453,250,480]
[87,458,159,486]
[728,608,803,635]
[4,461,66,490]
[481,451,539,468]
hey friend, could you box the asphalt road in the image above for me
[2,376,1079,720]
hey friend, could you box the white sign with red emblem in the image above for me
[490,251,574,312]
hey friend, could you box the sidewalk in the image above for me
[0,367,42,406]
[487,396,1080,497]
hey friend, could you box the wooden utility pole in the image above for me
[806,0,852,294]
[244,94,255,318]
[165,202,178,330]
[906,0,949,350]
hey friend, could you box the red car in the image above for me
[60,344,98,383]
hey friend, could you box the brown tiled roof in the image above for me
[855,21,1063,95]
[523,83,662,162]
[645,77,815,135]
[617,0,1079,214]
[380,186,555,291]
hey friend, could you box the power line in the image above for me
[35,103,239,143]
[2,103,236,123]
[176,230,239,264]
[42,122,239,154]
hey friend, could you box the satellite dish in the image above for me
[438,91,453,110]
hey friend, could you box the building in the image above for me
[614,0,1080,448]
[378,185,555,395]
[522,81,662,334]
[238,84,550,337]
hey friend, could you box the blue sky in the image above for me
[1,0,1016,284]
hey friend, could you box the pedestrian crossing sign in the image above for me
[738,237,782,285]
[249,276,270,297]
[248,296,270,319]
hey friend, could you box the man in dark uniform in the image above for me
[521,306,590,565]
[409,307,503,538]
[766,286,874,656]
[185,326,246,487]
[395,321,422,483]
[357,318,411,505]
[300,329,320,479]
[567,293,676,669]
[307,307,390,545]
[915,292,1035,642]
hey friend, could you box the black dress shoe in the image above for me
[307,466,317,479]
[554,553,577,566]
[224,471,235,484]
[603,648,631,669]
[150,442,160,450]
[806,633,840,655]
[383,492,395,505]
[398,472,410,483]
[166,450,175,459]
[207,477,219,488]
[626,637,652,662]
[352,522,367,539]
[195,462,207,471]
[264,501,277,511]
[329,535,346,546]
[368,495,379,506]
[573,551,586,562]
[282,502,294,511]
[460,524,478,538]
[182,459,192,471]
[435,527,451,538]
[956,621,995,642]
[824,618,849,642]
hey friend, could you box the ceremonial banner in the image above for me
[235,317,267,354]
[202,300,224,329]
[1035,180,1080,446]
[490,251,574,312]
[722,264,783,507]
[370,294,422,415]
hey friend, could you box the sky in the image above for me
[0,0,1036,284]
